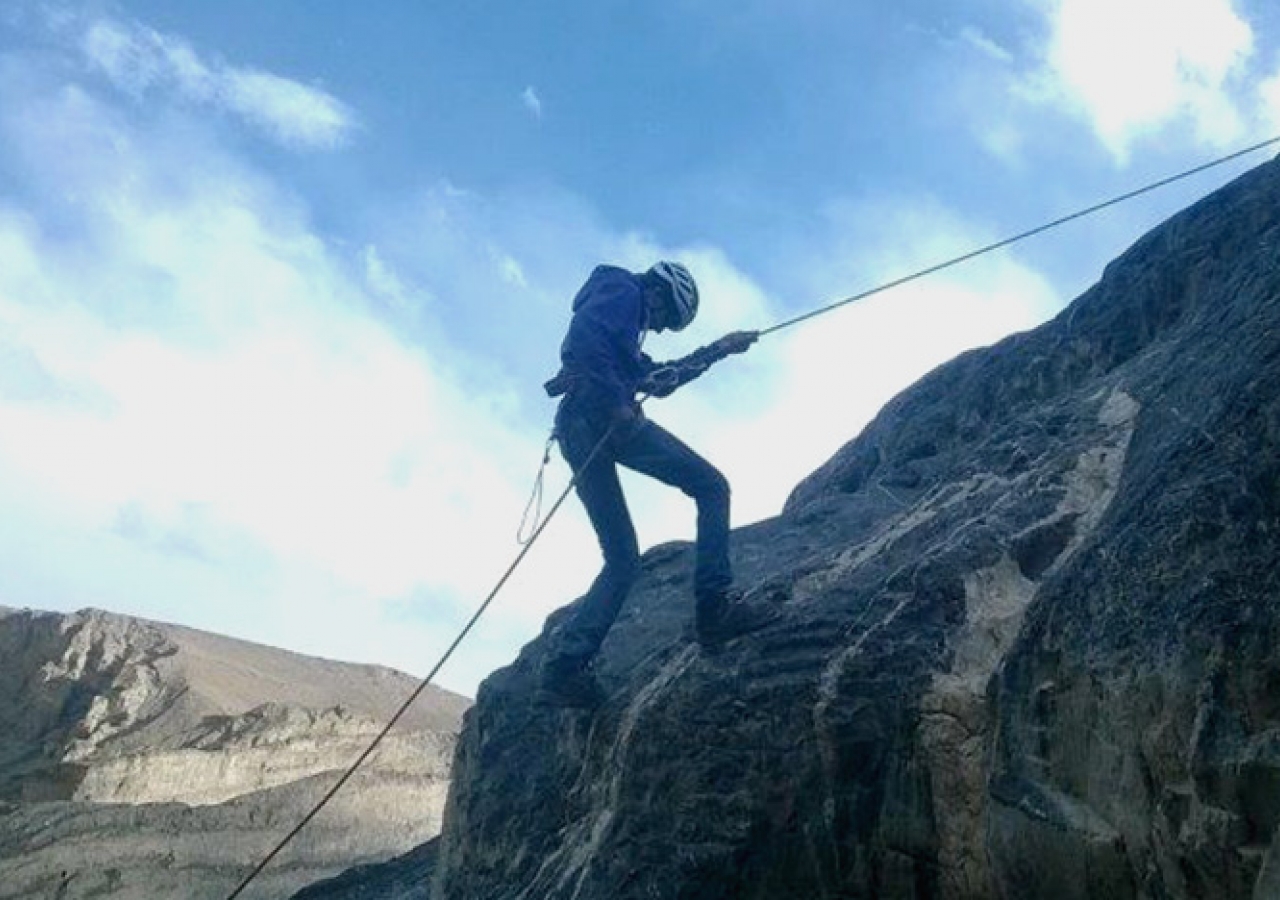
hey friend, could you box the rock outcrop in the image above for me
[0,606,468,899]
[406,153,1280,900]
[292,838,440,900]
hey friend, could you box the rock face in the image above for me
[415,153,1280,900]
[292,838,440,900]
[0,606,469,899]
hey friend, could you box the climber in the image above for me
[538,261,777,708]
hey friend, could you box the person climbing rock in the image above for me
[538,261,777,708]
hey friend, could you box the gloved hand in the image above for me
[709,330,759,357]
[642,366,683,398]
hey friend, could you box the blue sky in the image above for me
[0,0,1277,695]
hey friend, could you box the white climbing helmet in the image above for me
[648,261,699,331]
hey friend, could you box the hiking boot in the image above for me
[536,654,604,709]
[695,588,781,648]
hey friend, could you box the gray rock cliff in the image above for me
[0,606,469,899]
[288,155,1280,899]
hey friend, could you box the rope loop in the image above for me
[518,434,556,545]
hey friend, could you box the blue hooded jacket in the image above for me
[547,264,731,415]
[555,265,657,413]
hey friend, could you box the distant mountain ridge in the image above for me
[0,605,468,899]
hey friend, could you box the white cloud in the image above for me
[362,244,413,312]
[497,251,529,288]
[222,68,354,148]
[81,17,354,149]
[522,85,543,119]
[959,26,1014,65]
[1031,0,1255,161]
[0,62,566,694]
[1261,68,1280,133]
[977,120,1030,168]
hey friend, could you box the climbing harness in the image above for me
[223,134,1280,900]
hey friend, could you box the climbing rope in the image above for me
[760,134,1280,337]
[223,419,623,900]
[222,134,1280,900]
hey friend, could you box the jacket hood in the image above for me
[572,265,641,313]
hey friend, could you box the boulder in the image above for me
[428,154,1280,899]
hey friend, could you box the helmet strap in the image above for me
[643,279,672,331]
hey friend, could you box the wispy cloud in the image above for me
[221,68,355,148]
[958,26,1014,65]
[1261,68,1280,133]
[81,17,355,149]
[522,85,543,120]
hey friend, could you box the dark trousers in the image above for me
[553,403,732,662]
